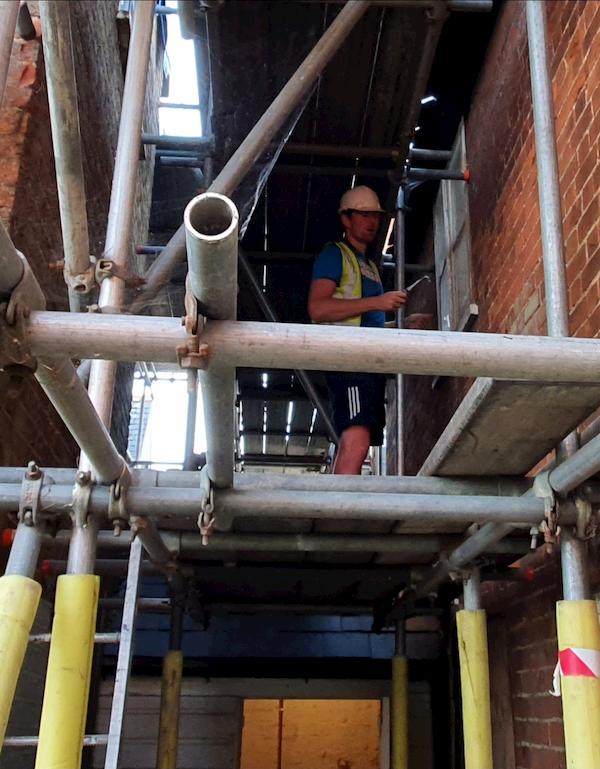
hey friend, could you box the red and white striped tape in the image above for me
[550,647,600,697]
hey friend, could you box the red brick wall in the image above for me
[405,0,600,476]
[483,552,566,769]
[471,3,599,764]
[0,2,158,472]
[466,0,600,341]
[0,20,79,469]
[403,2,600,765]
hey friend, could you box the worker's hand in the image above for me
[405,313,435,330]
[377,290,407,311]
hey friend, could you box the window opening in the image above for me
[128,366,206,470]
[158,0,201,137]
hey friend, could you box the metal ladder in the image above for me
[3,536,143,769]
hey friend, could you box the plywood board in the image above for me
[420,378,600,476]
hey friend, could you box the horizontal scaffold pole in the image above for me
[0,484,569,528]
[49,530,530,556]
[26,313,600,383]
[0,468,531,495]
[212,489,552,527]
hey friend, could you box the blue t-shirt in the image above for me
[312,243,385,328]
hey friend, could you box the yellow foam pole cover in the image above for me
[391,655,408,769]
[35,574,99,769]
[556,600,600,768]
[156,649,183,769]
[456,609,493,769]
[0,575,42,749]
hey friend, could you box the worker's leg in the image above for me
[333,425,371,474]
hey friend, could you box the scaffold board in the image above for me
[419,378,600,476]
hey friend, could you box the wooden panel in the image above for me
[240,700,281,769]
[420,378,600,476]
[241,700,380,769]
[283,700,380,769]
[240,688,432,769]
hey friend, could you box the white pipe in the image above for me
[0,219,24,299]
[184,193,238,319]
[36,357,124,484]
[0,484,554,525]
[26,313,600,383]
[184,193,239,489]
[527,0,590,598]
[39,0,94,301]
[71,0,154,574]
[526,0,569,338]
[0,1,18,107]
[85,0,154,428]
[0,468,531,496]
[0,223,123,485]
[44,529,530,556]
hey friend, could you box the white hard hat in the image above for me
[338,185,384,214]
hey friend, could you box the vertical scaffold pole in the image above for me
[394,187,406,477]
[391,620,408,769]
[34,574,99,769]
[526,1,600,763]
[35,3,155,768]
[555,531,600,767]
[156,600,184,769]
[0,522,43,752]
[0,0,18,106]
[456,569,493,769]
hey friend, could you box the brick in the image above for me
[529,746,566,769]
[517,695,563,722]
[515,743,533,769]
[0,106,28,136]
[548,719,565,749]
[18,61,37,88]
[514,717,551,746]
[576,146,599,190]
[587,239,600,263]
[579,248,600,290]
[591,81,600,116]
[577,198,600,244]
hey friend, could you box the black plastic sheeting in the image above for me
[148,0,438,466]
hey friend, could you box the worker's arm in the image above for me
[308,278,407,323]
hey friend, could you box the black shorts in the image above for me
[325,372,386,446]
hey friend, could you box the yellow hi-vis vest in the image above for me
[329,240,382,326]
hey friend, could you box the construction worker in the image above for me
[308,185,407,475]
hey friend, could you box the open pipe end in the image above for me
[184,192,239,242]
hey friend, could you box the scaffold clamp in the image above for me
[176,339,210,370]
[574,493,595,540]
[449,566,478,584]
[95,258,145,288]
[72,470,93,528]
[198,466,215,545]
[533,471,558,543]
[108,462,131,536]
[0,252,46,386]
[177,295,210,369]
[19,461,44,527]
